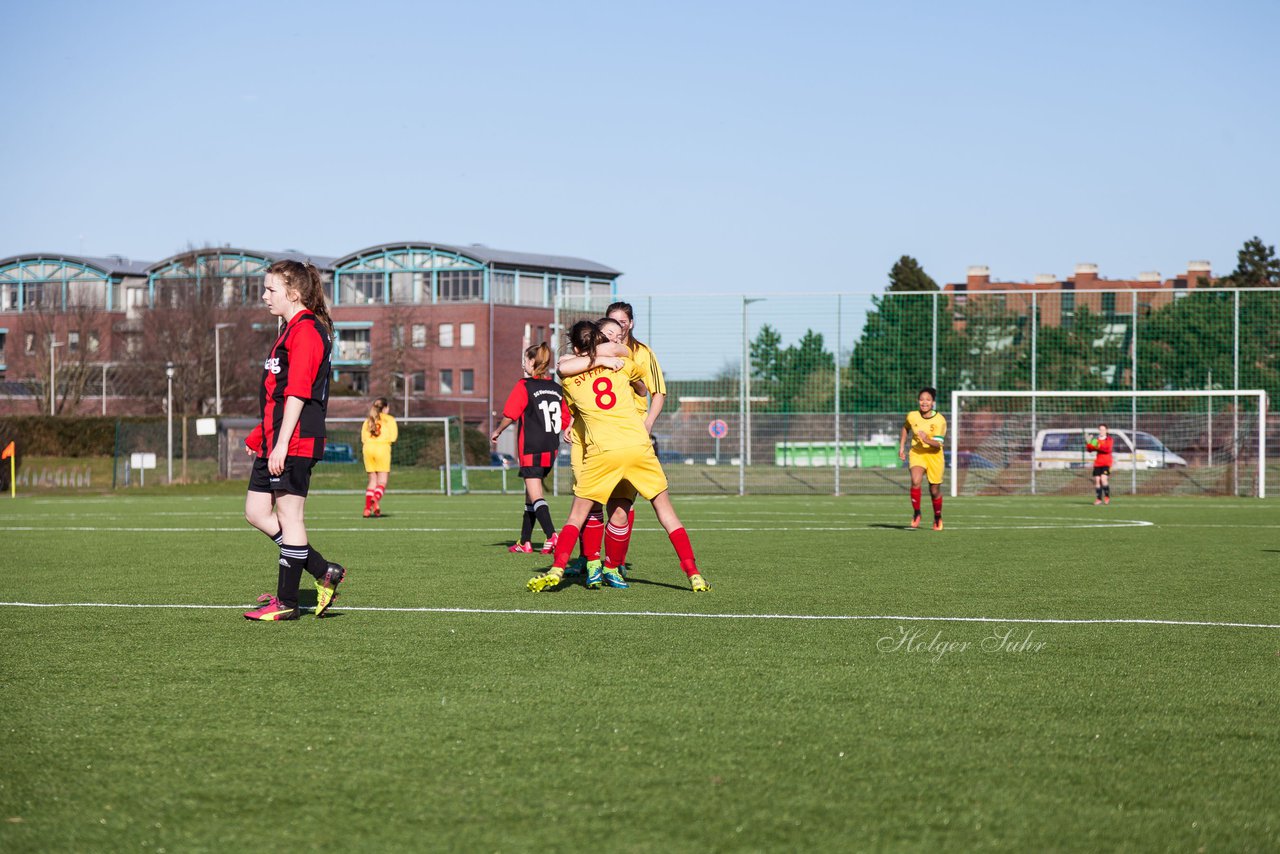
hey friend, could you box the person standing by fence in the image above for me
[1087,424,1113,505]
[898,386,946,531]
[361,397,398,517]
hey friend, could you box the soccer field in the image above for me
[2,493,1278,851]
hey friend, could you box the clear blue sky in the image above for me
[3,0,1277,295]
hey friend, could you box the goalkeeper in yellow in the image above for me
[527,319,709,593]
[898,386,946,530]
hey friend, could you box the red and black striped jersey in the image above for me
[245,310,331,460]
[501,376,568,466]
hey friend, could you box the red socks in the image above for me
[932,495,943,518]
[910,487,922,512]
[604,517,632,569]
[364,490,375,512]
[580,510,605,561]
[552,524,580,570]
[374,485,385,504]
[668,527,698,577]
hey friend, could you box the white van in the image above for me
[1033,428,1188,470]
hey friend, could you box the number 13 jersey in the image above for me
[560,359,649,454]
[501,376,568,468]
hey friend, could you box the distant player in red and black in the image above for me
[490,343,569,554]
[1087,423,1113,505]
[242,259,346,621]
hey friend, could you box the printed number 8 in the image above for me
[593,376,616,409]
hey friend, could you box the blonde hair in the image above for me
[525,342,552,378]
[266,259,332,334]
[366,397,388,437]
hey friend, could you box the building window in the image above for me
[391,325,405,348]
[1101,292,1116,317]
[341,272,382,305]
[412,324,427,348]
[460,323,475,347]
[1061,292,1075,328]
[334,328,372,362]
[437,270,483,301]
[438,324,454,347]
[25,333,35,355]
[461,369,474,393]
[88,332,100,354]
[440,369,453,394]
[412,371,426,393]
[0,332,6,361]
[535,326,545,344]
[337,370,369,395]
[68,331,80,353]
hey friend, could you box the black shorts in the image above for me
[248,455,318,496]
[519,465,553,480]
[1092,465,1111,478]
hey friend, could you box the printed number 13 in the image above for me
[538,400,562,433]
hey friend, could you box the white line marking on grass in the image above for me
[1,601,1275,630]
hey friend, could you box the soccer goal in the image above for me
[949,390,1269,498]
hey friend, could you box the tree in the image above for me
[888,255,939,292]
[1217,236,1280,288]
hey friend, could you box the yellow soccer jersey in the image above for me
[628,343,666,416]
[561,358,650,453]
[904,410,946,454]
[361,413,398,446]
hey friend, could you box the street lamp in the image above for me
[49,340,64,416]
[101,362,116,416]
[166,361,175,483]
[214,322,234,416]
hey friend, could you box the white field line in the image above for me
[0,521,1154,533]
[0,600,1276,630]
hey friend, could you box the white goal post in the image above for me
[950,389,1269,499]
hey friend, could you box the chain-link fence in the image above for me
[554,289,1280,497]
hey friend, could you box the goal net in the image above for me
[950,390,1268,498]
[217,416,471,494]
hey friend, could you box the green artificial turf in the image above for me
[2,493,1278,851]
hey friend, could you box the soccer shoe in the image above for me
[363,507,372,518]
[910,511,922,529]
[563,556,585,577]
[508,542,534,554]
[1104,496,1110,505]
[689,573,711,593]
[932,517,944,531]
[244,594,299,621]
[1094,498,1102,506]
[315,563,346,618]
[527,569,564,593]
[373,503,381,518]
[539,532,559,555]
[602,569,629,589]
[585,559,604,589]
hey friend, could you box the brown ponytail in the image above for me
[525,342,552,378]
[366,397,388,438]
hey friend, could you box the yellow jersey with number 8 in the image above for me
[561,359,649,453]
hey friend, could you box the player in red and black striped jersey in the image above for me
[1086,424,1113,505]
[491,343,570,553]
[242,260,346,622]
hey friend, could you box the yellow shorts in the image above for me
[908,450,945,485]
[573,444,668,505]
[363,444,392,473]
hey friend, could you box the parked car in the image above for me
[1033,428,1187,470]
[943,450,999,469]
[323,443,357,464]
[489,452,516,469]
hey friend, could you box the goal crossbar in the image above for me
[950,389,1269,498]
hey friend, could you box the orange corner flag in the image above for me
[0,441,13,460]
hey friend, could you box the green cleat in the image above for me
[527,570,564,593]
[602,569,629,589]
[585,559,604,589]
[689,573,711,593]
[314,563,346,618]
[563,556,585,577]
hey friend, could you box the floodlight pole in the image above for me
[214,323,234,416]
[166,361,175,483]
[49,340,63,415]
